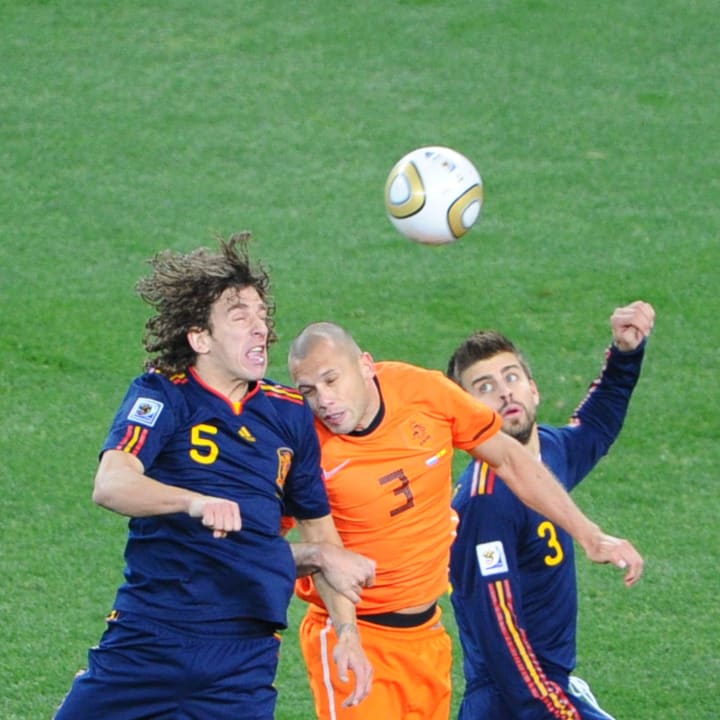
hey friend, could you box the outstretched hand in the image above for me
[611,300,655,352]
[583,531,644,587]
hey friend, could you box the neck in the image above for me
[525,426,541,457]
[191,365,251,403]
[355,378,382,432]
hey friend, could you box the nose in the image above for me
[250,314,269,338]
[315,385,335,410]
[497,379,513,401]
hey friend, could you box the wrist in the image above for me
[610,338,646,354]
[335,622,359,639]
[576,521,603,554]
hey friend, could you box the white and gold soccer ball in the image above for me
[384,146,484,245]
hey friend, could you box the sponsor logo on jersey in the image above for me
[476,540,509,576]
[323,459,351,480]
[127,397,164,427]
[238,425,256,442]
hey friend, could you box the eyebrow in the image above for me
[226,298,268,312]
[295,367,337,388]
[469,363,522,385]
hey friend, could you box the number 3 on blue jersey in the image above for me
[537,520,564,566]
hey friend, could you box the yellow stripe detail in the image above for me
[123,425,143,453]
[495,581,547,696]
[478,463,488,494]
[261,383,303,401]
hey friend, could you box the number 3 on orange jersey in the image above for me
[379,469,415,516]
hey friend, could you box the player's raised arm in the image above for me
[611,300,655,351]
[470,431,644,585]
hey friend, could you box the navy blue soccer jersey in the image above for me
[103,367,331,628]
[450,344,645,718]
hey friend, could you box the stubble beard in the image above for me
[503,405,537,446]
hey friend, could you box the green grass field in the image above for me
[2,1,718,718]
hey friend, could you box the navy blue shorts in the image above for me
[54,612,282,720]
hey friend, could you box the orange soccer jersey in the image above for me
[296,361,502,614]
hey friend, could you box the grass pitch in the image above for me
[1,1,718,718]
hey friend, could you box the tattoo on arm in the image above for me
[335,622,359,638]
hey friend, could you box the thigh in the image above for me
[53,620,181,720]
[179,634,280,720]
[300,608,452,720]
[458,685,511,720]
[401,618,452,720]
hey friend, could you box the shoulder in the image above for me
[376,360,446,383]
[256,378,314,432]
[125,368,186,404]
[110,370,189,431]
[454,460,515,507]
[259,380,306,407]
[375,361,463,401]
[538,422,584,458]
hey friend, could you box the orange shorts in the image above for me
[299,604,452,720]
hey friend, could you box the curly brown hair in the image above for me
[136,232,277,374]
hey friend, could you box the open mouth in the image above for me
[247,345,267,365]
[323,410,346,427]
[501,404,523,419]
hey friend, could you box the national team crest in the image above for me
[275,448,293,491]
[476,540,509,577]
[406,418,431,446]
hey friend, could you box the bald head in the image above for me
[288,322,362,364]
[287,322,379,434]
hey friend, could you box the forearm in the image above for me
[493,440,601,551]
[293,515,376,605]
[572,343,644,431]
[313,569,359,634]
[292,532,359,630]
[93,450,200,517]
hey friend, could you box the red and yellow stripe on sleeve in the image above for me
[115,425,150,456]
[260,383,305,405]
[471,461,496,496]
[489,579,581,719]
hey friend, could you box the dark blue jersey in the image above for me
[102,367,331,628]
[450,344,645,718]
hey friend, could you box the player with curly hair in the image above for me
[54,234,374,720]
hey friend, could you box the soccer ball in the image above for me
[384,146,483,245]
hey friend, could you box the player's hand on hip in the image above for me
[333,624,373,707]
[611,300,656,351]
[584,531,644,587]
[188,496,242,538]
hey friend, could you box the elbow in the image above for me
[92,472,117,509]
[92,483,110,509]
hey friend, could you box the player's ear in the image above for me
[530,378,540,408]
[359,351,376,379]
[187,327,210,355]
